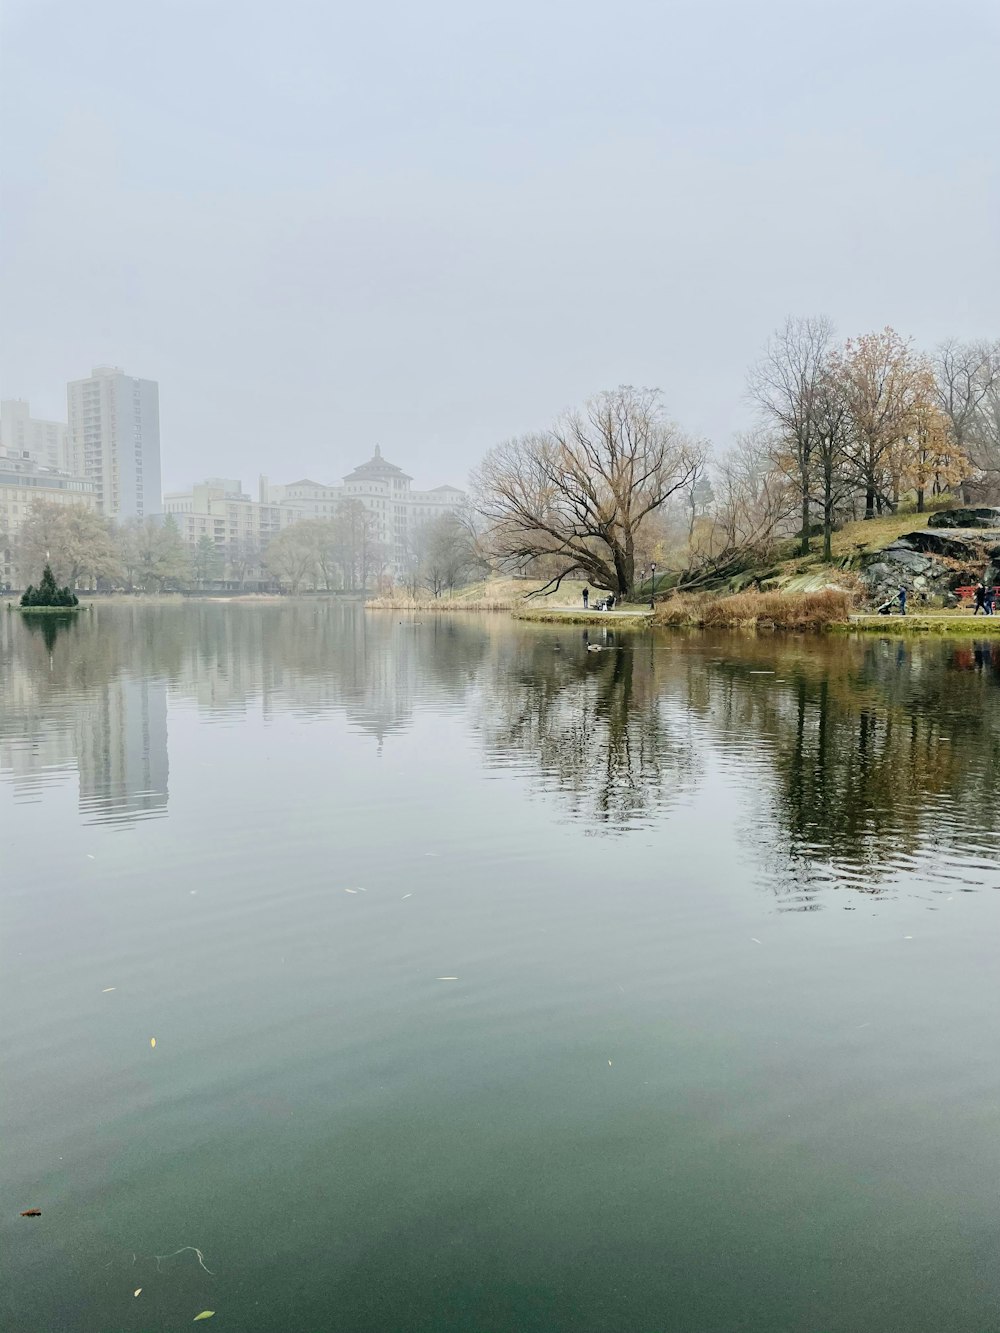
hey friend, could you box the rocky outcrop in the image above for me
[860,524,1000,605]
[928,507,1000,529]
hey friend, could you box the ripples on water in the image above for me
[2,605,999,891]
[4,604,1000,1333]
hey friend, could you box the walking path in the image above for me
[530,606,654,618]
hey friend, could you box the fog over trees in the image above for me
[8,321,1000,600]
[470,322,1000,595]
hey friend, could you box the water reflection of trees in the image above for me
[477,629,699,831]
[685,634,1000,902]
[4,604,1000,889]
[477,625,1000,887]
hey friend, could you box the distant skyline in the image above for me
[2,0,998,494]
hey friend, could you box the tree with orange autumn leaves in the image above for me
[751,322,983,558]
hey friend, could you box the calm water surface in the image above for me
[2,605,999,1332]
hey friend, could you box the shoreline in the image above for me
[511,606,655,629]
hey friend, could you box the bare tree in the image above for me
[749,316,834,555]
[679,431,794,588]
[933,338,1000,498]
[474,386,701,599]
[419,511,485,596]
[265,523,321,593]
[331,499,384,591]
[811,363,853,559]
[227,536,264,590]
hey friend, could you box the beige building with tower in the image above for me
[262,446,466,573]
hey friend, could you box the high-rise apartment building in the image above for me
[66,366,162,519]
[0,399,69,472]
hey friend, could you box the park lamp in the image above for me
[650,561,657,610]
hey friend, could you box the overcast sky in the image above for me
[2,0,998,493]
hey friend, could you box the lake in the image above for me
[2,603,999,1332]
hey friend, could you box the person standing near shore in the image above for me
[974,582,986,615]
[898,586,907,615]
[986,585,995,616]
[582,587,589,609]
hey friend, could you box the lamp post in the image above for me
[650,561,656,610]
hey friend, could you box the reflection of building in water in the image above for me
[0,665,169,827]
[75,677,169,825]
[171,607,421,744]
[0,722,78,799]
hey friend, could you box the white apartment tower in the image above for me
[67,366,162,519]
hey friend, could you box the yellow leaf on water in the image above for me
[193,1313,215,1322]
[134,1288,142,1297]
[150,1037,156,1048]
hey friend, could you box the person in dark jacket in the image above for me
[974,582,987,615]
[582,587,589,609]
[897,586,907,615]
[985,585,995,616]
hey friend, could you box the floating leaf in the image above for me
[193,1313,215,1322]
[102,987,116,993]
[150,1037,156,1048]
[437,976,458,981]
[20,1209,41,1217]
[134,1288,142,1297]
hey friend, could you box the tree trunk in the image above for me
[865,487,876,520]
[800,492,811,556]
[916,488,925,513]
[822,487,833,562]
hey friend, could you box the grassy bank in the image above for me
[511,607,654,629]
[844,612,1000,636]
[367,576,590,612]
[367,595,516,611]
[655,589,854,631]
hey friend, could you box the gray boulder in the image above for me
[928,507,1000,530]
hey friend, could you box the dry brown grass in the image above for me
[366,575,591,612]
[655,588,855,631]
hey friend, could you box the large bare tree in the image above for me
[933,338,1000,497]
[474,386,701,598]
[749,316,834,555]
[811,361,853,558]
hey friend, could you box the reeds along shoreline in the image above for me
[654,588,854,631]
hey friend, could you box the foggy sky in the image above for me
[2,0,998,494]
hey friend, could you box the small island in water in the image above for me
[19,564,81,612]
